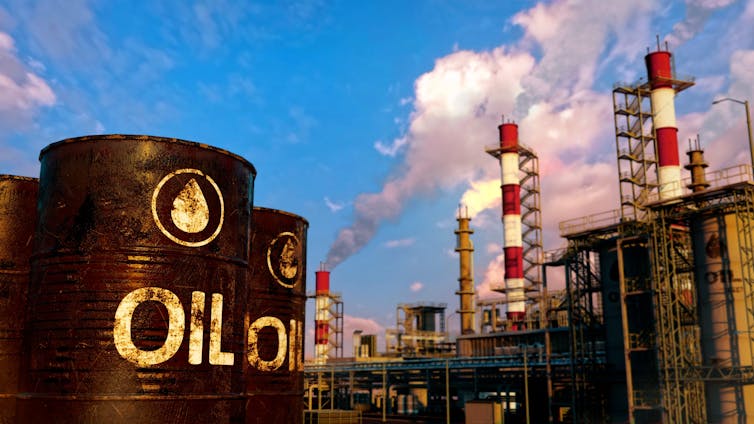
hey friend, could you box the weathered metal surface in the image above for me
[19,135,255,423]
[245,207,307,424]
[0,175,38,424]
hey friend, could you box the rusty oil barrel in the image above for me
[0,175,38,424]
[19,135,255,423]
[245,207,307,424]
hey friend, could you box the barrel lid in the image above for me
[254,206,310,227]
[0,174,39,183]
[40,134,256,175]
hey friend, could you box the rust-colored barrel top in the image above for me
[20,135,256,423]
[0,175,38,424]
[246,207,308,424]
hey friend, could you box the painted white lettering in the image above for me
[188,291,205,365]
[113,287,185,367]
[209,293,234,365]
[247,316,287,371]
[289,319,303,372]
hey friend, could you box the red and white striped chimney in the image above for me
[499,122,526,323]
[314,264,331,364]
[646,49,681,200]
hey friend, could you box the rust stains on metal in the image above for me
[245,207,308,424]
[19,135,255,423]
[0,175,38,424]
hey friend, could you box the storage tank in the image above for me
[19,135,255,423]
[0,175,37,423]
[692,214,754,422]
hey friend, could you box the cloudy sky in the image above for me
[2,0,753,357]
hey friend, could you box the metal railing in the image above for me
[559,165,753,236]
[645,164,753,204]
[559,208,623,237]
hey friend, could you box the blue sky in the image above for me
[2,0,754,357]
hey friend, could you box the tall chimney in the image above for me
[455,207,476,335]
[646,49,682,199]
[685,138,709,193]
[314,264,331,364]
[499,121,526,322]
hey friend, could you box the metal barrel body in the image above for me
[245,207,307,424]
[19,135,255,423]
[0,176,38,424]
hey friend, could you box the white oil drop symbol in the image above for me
[171,178,209,233]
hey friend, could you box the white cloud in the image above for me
[22,0,111,64]
[383,238,415,248]
[688,49,754,171]
[410,281,424,292]
[0,31,55,129]
[460,178,501,219]
[477,252,505,300]
[374,136,408,157]
[324,196,346,213]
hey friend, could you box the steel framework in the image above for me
[614,82,657,221]
[643,183,754,422]
[561,236,610,423]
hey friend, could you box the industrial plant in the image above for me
[303,45,754,423]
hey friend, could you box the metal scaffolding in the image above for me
[614,82,657,221]
[560,235,610,423]
[647,207,705,423]
[331,293,344,359]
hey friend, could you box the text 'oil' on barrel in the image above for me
[245,207,308,424]
[0,176,38,424]
[18,135,255,423]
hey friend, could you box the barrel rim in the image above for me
[39,134,256,175]
[0,175,38,183]
[253,206,310,227]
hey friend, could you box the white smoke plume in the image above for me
[664,0,736,48]
[325,47,534,268]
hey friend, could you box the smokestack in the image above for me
[498,121,526,322]
[455,206,476,335]
[314,263,331,364]
[685,137,709,193]
[646,48,682,200]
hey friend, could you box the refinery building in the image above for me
[303,44,754,424]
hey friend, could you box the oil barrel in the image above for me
[0,175,38,424]
[18,135,255,423]
[245,207,307,424]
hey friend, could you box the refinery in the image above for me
[302,44,754,424]
[0,38,753,424]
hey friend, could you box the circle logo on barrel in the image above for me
[267,232,301,288]
[152,169,224,247]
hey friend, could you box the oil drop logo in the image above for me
[152,169,224,247]
[267,232,301,288]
